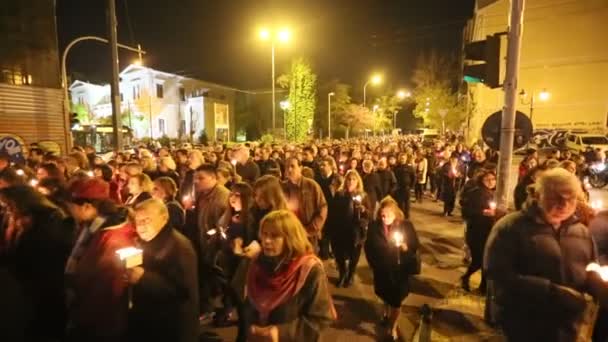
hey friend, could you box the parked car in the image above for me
[565,132,608,153]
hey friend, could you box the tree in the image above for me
[411,50,466,131]
[335,104,374,138]
[373,95,404,133]
[71,103,93,124]
[284,58,317,142]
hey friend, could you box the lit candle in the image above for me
[353,195,362,203]
[489,201,497,210]
[86,171,94,177]
[29,179,38,187]
[116,247,143,268]
[587,262,608,281]
[392,231,404,247]
[231,159,237,166]
[15,169,24,176]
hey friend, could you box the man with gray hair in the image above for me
[127,198,199,342]
[485,168,607,341]
[234,145,260,185]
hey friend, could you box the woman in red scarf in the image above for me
[246,210,336,342]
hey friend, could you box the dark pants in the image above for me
[332,239,362,280]
[221,286,248,342]
[414,183,425,202]
[443,193,456,214]
[429,172,437,194]
[396,190,411,219]
[319,233,331,260]
[462,223,490,289]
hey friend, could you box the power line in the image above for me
[123,0,136,46]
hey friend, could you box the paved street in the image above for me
[200,199,504,341]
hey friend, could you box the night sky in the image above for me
[56,0,475,92]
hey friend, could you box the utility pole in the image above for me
[495,0,525,211]
[107,0,122,151]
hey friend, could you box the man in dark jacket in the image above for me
[129,198,199,342]
[361,160,382,219]
[235,146,260,185]
[256,146,279,176]
[485,168,607,341]
[376,157,397,200]
[315,157,342,260]
[392,154,415,218]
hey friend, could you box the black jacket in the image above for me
[485,203,604,341]
[362,171,382,206]
[257,158,280,176]
[129,225,199,342]
[376,169,397,201]
[1,205,73,341]
[393,164,416,196]
[364,219,420,307]
[236,159,261,185]
[166,199,186,231]
[326,191,370,246]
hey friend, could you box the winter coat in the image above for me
[326,190,370,247]
[0,205,73,341]
[257,158,280,176]
[393,164,416,197]
[67,210,136,339]
[245,257,336,341]
[484,202,604,341]
[362,171,382,207]
[128,225,199,342]
[166,199,186,232]
[364,219,420,307]
[376,169,397,200]
[461,185,495,259]
[282,177,328,238]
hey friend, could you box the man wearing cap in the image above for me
[65,178,136,341]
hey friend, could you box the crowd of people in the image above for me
[3,134,608,341]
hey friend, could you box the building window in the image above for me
[120,93,124,101]
[156,83,164,98]
[159,119,165,135]
[132,85,140,100]
[78,96,85,105]
[179,87,185,101]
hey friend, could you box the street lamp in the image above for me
[520,88,550,148]
[280,100,290,138]
[328,92,335,140]
[61,36,145,151]
[363,74,382,106]
[259,27,291,132]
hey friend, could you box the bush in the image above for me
[158,135,171,147]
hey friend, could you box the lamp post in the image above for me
[520,88,550,148]
[280,100,290,139]
[328,92,335,140]
[259,27,290,132]
[363,74,382,107]
[61,36,145,151]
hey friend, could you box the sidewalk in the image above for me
[405,199,504,342]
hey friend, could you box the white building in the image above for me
[69,64,236,141]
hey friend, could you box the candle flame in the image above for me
[116,247,142,260]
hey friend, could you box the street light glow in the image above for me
[259,28,270,40]
[397,90,411,99]
[539,89,550,101]
[371,74,382,85]
[373,104,380,111]
[280,100,290,110]
[133,59,143,66]
[277,28,290,43]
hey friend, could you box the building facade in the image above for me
[467,0,608,141]
[0,0,68,158]
[70,64,236,142]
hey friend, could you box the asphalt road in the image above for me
[199,199,503,342]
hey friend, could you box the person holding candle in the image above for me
[245,210,336,342]
[364,197,420,341]
[64,178,136,341]
[440,153,461,216]
[459,169,496,293]
[127,198,199,342]
[329,170,370,288]
[485,168,608,341]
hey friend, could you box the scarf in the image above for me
[247,253,325,323]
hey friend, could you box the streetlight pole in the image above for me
[107,0,122,152]
[520,88,549,148]
[363,81,370,107]
[61,36,145,151]
[271,42,276,132]
[328,92,334,140]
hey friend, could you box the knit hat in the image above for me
[69,178,110,201]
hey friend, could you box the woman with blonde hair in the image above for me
[327,169,370,287]
[246,210,336,341]
[365,196,420,341]
[140,155,159,179]
[157,156,180,186]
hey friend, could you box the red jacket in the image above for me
[69,220,136,338]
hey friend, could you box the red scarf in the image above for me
[247,253,336,323]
